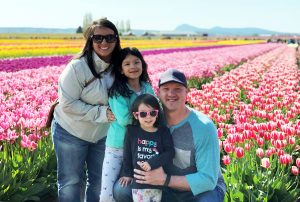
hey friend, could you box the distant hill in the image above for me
[175,24,208,33]
[124,29,159,36]
[0,24,297,36]
[175,24,295,36]
[0,27,76,34]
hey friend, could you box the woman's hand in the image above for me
[106,107,116,122]
[118,176,133,187]
[134,166,166,186]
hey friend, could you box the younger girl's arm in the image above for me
[118,176,133,187]
[147,127,175,169]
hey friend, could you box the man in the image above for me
[114,69,226,202]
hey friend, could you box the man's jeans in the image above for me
[52,119,106,202]
[113,182,225,202]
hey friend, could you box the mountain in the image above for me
[0,24,297,36]
[124,29,159,36]
[175,24,208,33]
[209,26,281,36]
[0,27,76,34]
[175,24,293,36]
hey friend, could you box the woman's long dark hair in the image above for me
[130,93,162,127]
[74,18,121,79]
[109,47,151,98]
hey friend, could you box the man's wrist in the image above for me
[164,174,171,187]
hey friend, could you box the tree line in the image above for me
[76,13,131,35]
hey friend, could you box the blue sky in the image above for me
[1,0,299,33]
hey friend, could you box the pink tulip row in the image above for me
[141,44,240,56]
[145,43,281,91]
[0,65,62,150]
[0,43,285,152]
[0,44,278,73]
[187,45,300,174]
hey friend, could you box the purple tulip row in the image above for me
[0,55,73,72]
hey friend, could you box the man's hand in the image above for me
[134,166,166,186]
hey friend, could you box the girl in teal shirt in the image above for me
[100,47,155,202]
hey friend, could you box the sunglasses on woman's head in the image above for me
[91,34,118,43]
[134,110,159,118]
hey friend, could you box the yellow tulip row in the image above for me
[0,38,265,58]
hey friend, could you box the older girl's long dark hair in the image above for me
[109,47,151,98]
[75,18,121,79]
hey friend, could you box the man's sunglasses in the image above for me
[91,34,118,43]
[134,110,159,118]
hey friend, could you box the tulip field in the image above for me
[0,37,299,201]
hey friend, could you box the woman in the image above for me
[51,18,121,202]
